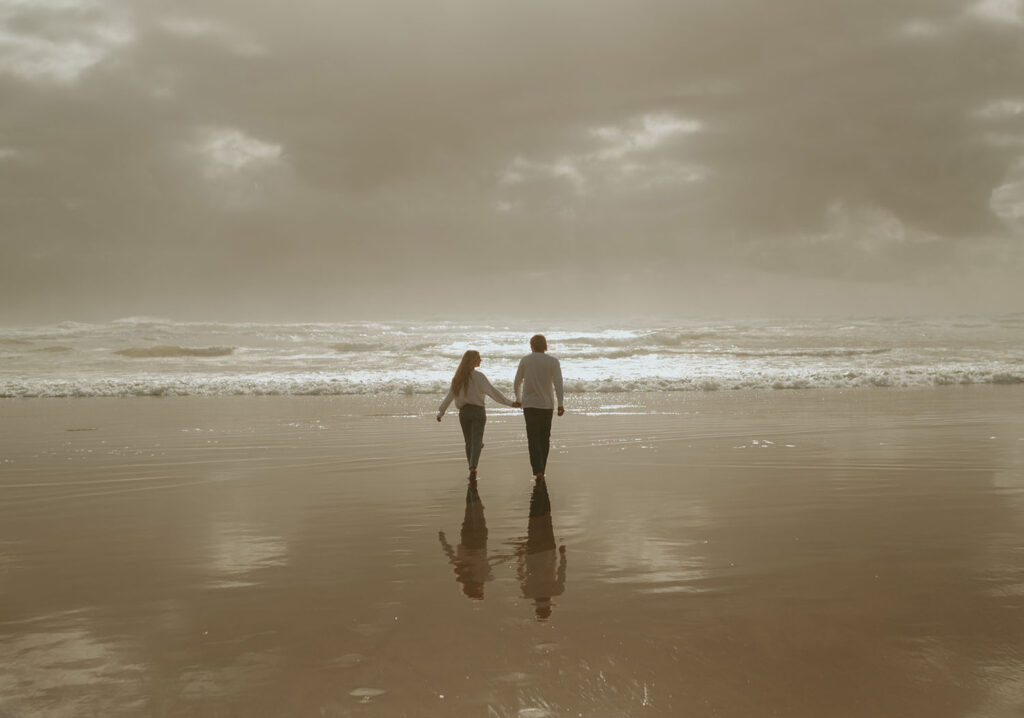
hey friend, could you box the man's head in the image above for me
[530,334,547,352]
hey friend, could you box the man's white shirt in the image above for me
[514,352,564,410]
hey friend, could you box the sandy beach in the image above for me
[2,387,1023,717]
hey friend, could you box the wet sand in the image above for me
[2,387,1024,717]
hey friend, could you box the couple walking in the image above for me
[437,334,564,480]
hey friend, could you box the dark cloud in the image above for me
[1,0,1022,321]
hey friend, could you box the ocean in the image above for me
[1,315,1022,398]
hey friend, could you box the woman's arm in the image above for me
[477,372,514,407]
[437,388,454,420]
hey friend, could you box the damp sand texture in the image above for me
[2,388,1023,717]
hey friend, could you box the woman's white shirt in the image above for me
[437,370,515,417]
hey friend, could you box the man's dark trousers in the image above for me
[523,407,554,476]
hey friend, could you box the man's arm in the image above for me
[553,358,564,415]
[513,358,525,403]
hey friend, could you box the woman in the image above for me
[437,350,516,478]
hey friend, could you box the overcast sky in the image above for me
[1,0,1023,322]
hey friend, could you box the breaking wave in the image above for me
[3,368,1023,398]
[115,346,235,358]
[3,316,1024,399]
[725,348,892,358]
[559,331,720,347]
[331,342,379,353]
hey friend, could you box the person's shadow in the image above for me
[513,477,567,620]
[439,478,505,600]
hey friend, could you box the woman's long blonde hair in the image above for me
[451,350,480,396]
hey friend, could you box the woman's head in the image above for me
[451,350,481,395]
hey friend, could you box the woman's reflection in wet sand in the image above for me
[515,477,567,620]
[439,477,503,600]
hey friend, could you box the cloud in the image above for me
[500,155,586,196]
[973,98,1024,120]
[158,16,265,57]
[496,112,704,212]
[194,127,282,176]
[591,114,702,161]
[895,19,947,39]
[0,0,133,82]
[183,127,291,211]
[2,0,1024,320]
[990,159,1024,224]
[968,0,1023,24]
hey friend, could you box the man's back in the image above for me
[515,352,564,410]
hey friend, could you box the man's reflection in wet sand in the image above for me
[515,477,567,620]
[439,478,503,599]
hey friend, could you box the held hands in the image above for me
[507,402,559,413]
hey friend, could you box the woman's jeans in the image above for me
[459,405,486,468]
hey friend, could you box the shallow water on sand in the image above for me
[1,389,1023,717]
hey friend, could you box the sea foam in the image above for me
[2,368,1023,398]
[1,317,1022,398]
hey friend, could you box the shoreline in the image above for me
[2,379,1022,398]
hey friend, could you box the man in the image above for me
[513,334,564,480]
